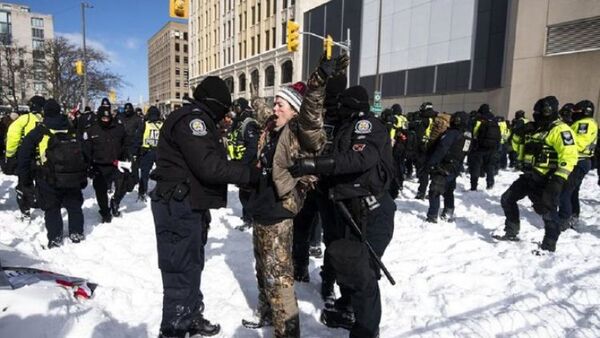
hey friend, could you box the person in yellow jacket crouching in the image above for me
[495,96,578,253]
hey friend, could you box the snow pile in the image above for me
[0,169,599,337]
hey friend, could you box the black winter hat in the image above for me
[147,106,161,122]
[391,104,402,115]
[339,86,370,112]
[43,99,61,118]
[233,98,249,112]
[193,76,232,120]
[124,102,134,113]
[29,95,46,113]
[100,97,111,110]
[450,111,469,130]
[575,100,594,118]
[515,110,525,119]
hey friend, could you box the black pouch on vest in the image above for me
[171,183,190,201]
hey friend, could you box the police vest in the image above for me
[499,121,510,144]
[227,117,256,160]
[389,115,408,140]
[142,121,163,149]
[5,112,41,158]
[571,117,598,158]
[520,121,578,180]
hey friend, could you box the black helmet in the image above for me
[391,104,402,115]
[533,96,559,125]
[574,100,594,119]
[419,102,433,112]
[559,103,575,124]
[515,110,525,119]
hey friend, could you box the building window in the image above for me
[257,35,261,54]
[184,44,188,53]
[224,77,234,94]
[265,30,270,51]
[281,60,293,84]
[175,68,180,75]
[267,0,270,16]
[32,28,44,39]
[183,32,188,41]
[251,69,259,88]
[175,43,180,52]
[0,11,11,45]
[184,56,188,64]
[32,39,44,50]
[546,16,600,55]
[265,65,275,87]
[272,27,276,48]
[176,80,180,87]
[31,17,43,28]
[274,0,277,14]
[281,22,286,45]
[175,55,180,63]
[283,0,288,8]
[251,37,255,55]
[258,3,261,22]
[239,14,242,31]
[176,92,181,99]
[252,6,255,25]
[239,73,246,92]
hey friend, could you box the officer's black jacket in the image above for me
[427,128,467,176]
[329,112,393,200]
[83,119,127,166]
[152,103,250,210]
[76,112,95,139]
[117,113,144,159]
[17,115,72,183]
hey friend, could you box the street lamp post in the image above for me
[81,2,93,108]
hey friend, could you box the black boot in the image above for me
[99,209,112,223]
[157,328,186,338]
[426,215,438,223]
[189,316,220,337]
[320,305,355,331]
[110,198,121,217]
[440,208,454,222]
[320,268,335,307]
[294,265,310,283]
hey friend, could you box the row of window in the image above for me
[226,60,293,93]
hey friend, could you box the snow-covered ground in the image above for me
[0,169,599,338]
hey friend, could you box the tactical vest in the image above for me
[227,117,256,160]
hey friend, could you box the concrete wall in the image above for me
[505,0,600,121]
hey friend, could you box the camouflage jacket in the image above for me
[271,70,327,215]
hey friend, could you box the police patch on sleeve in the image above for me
[577,123,588,134]
[189,119,207,136]
[561,131,574,145]
[354,120,372,134]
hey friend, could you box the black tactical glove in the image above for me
[539,176,565,215]
[288,157,335,178]
[334,53,350,75]
[3,156,17,175]
[317,53,336,80]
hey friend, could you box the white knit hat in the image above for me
[276,81,306,112]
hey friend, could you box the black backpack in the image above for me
[477,118,501,150]
[43,128,87,188]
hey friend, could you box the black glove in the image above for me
[540,176,565,215]
[3,156,17,175]
[288,157,335,178]
[334,53,350,75]
[317,54,336,80]
[248,165,261,185]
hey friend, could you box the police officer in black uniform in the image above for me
[289,85,395,338]
[83,99,127,223]
[111,102,144,215]
[150,76,258,338]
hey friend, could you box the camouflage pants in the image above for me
[253,219,300,338]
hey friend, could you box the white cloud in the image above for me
[56,32,120,66]
[124,38,140,50]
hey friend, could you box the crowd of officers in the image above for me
[0,53,598,338]
[0,95,164,248]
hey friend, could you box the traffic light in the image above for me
[75,60,84,76]
[109,90,116,103]
[170,0,189,19]
[286,20,300,52]
[323,35,333,60]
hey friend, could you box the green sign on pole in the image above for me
[371,90,383,115]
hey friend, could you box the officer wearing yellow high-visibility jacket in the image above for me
[227,98,259,230]
[4,95,45,220]
[497,117,511,170]
[508,110,529,168]
[138,106,163,201]
[496,96,578,253]
[558,100,598,230]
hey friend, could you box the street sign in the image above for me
[371,90,383,115]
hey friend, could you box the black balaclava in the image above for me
[124,103,135,117]
[559,103,575,124]
[391,103,402,115]
[450,111,469,131]
[193,76,232,122]
[515,110,525,119]
[97,106,113,127]
[337,85,370,121]
[573,100,594,121]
